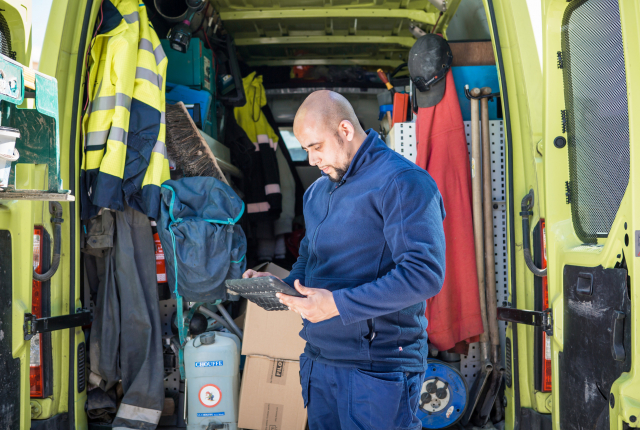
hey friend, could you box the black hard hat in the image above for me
[408,34,453,108]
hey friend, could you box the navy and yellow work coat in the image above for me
[81,0,170,220]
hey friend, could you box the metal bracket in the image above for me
[24,309,92,341]
[557,51,564,69]
[497,307,553,337]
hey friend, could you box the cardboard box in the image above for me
[233,298,247,331]
[238,355,307,430]
[240,263,306,361]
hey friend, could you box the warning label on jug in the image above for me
[267,360,287,385]
[199,384,222,408]
[195,360,223,367]
[197,412,225,417]
[262,403,284,430]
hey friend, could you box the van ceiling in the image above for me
[211,0,461,69]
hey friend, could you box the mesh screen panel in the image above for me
[561,0,629,243]
[0,13,15,60]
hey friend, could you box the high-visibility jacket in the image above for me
[81,0,170,220]
[233,72,282,220]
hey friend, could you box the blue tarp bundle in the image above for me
[158,177,247,302]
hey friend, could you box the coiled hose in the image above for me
[521,190,547,277]
[198,305,243,340]
[33,202,63,282]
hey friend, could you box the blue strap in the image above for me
[231,254,246,264]
[161,184,183,224]
[203,201,246,225]
[167,220,189,379]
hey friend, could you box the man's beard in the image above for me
[328,166,347,182]
[328,133,350,182]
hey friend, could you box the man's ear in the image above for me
[340,120,355,142]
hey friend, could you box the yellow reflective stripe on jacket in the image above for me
[89,93,132,113]
[122,11,139,24]
[138,38,167,65]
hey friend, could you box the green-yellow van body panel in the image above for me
[0,0,84,426]
[39,0,98,427]
[0,0,31,66]
[541,0,640,429]
[0,1,58,429]
[482,0,547,424]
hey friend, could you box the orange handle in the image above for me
[377,69,393,91]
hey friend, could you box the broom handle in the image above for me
[481,87,501,364]
[470,88,490,354]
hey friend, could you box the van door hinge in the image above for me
[557,51,564,69]
[565,181,571,204]
[24,310,93,341]
[561,110,567,133]
[497,307,553,337]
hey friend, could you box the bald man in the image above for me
[243,91,446,430]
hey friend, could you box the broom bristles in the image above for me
[165,102,228,184]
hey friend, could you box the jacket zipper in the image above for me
[304,180,346,358]
[308,179,346,276]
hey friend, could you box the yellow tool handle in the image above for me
[377,69,393,91]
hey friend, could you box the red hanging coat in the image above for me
[416,70,484,353]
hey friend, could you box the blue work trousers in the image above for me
[299,354,425,430]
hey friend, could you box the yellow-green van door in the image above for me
[542,0,640,428]
[0,0,103,428]
[38,0,105,429]
[0,1,36,428]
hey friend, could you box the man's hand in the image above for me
[242,269,281,280]
[276,280,340,323]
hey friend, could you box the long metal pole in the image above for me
[481,87,500,365]
[470,88,489,355]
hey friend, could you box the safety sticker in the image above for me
[195,360,223,367]
[199,384,222,408]
[197,412,225,417]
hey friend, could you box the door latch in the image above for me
[497,307,553,337]
[24,310,93,341]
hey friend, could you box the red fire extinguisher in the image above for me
[150,220,167,283]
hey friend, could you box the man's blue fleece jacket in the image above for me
[283,129,446,372]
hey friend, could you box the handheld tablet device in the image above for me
[225,276,305,311]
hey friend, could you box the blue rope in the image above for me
[202,201,246,225]
[231,254,246,264]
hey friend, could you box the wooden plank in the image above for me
[450,41,495,67]
[22,66,36,90]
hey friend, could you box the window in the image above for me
[280,127,308,162]
[562,0,629,243]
